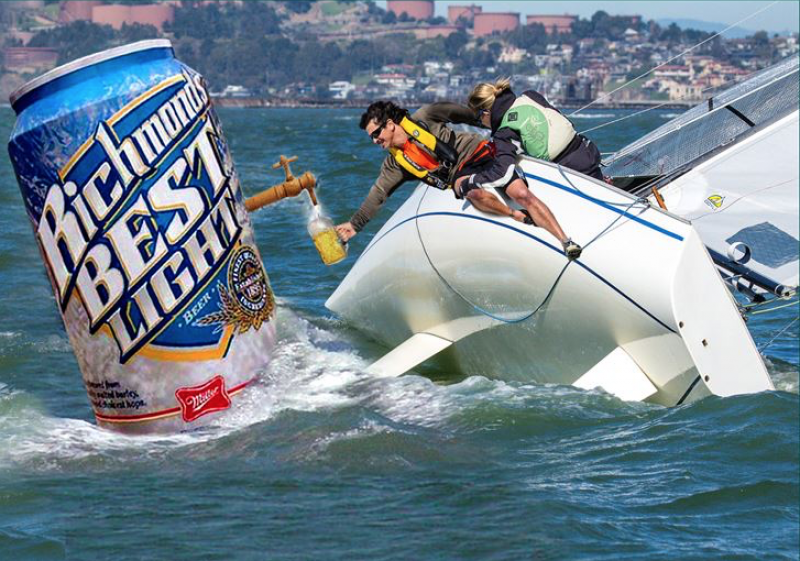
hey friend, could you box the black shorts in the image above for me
[553,134,604,180]
[452,141,523,198]
[455,161,522,187]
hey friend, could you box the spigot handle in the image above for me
[245,171,318,212]
[272,155,298,181]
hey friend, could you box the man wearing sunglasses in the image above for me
[335,100,525,243]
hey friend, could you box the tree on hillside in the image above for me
[28,21,116,64]
[444,30,469,58]
[509,23,548,52]
[294,40,345,84]
[659,23,682,44]
[118,23,159,44]
[751,30,774,59]
[166,2,281,40]
[284,1,312,14]
[570,18,592,39]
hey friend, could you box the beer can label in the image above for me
[8,43,275,431]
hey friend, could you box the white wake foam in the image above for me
[0,306,375,470]
[571,113,616,119]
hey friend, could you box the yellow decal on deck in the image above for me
[704,194,725,210]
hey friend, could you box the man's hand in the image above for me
[335,222,357,242]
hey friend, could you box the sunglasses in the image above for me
[370,122,386,141]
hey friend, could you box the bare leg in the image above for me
[466,189,526,223]
[505,178,568,243]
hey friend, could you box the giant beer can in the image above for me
[7,40,276,433]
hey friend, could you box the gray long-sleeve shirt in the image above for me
[349,102,484,232]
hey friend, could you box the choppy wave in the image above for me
[0,302,643,471]
[1,304,796,477]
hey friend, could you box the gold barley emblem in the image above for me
[197,246,274,333]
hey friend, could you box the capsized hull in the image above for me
[327,159,773,405]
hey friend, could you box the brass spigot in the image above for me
[244,155,318,211]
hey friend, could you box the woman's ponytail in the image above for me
[468,78,512,112]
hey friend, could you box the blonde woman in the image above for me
[456,79,604,259]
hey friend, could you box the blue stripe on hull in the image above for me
[361,211,676,333]
[523,172,684,242]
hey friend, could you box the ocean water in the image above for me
[0,107,797,560]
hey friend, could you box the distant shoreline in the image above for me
[212,97,696,110]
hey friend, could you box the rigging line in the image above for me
[758,317,799,352]
[579,80,736,136]
[750,299,800,315]
[413,186,572,324]
[742,294,796,309]
[556,165,645,249]
[555,164,650,209]
[569,0,781,117]
[580,104,669,136]
[603,68,796,164]
[412,162,654,325]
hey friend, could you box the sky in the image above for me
[378,1,800,34]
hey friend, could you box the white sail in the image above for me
[605,56,799,297]
[659,111,798,296]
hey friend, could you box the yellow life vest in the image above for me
[389,117,458,189]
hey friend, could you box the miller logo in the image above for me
[704,194,725,210]
[175,375,231,422]
[197,246,274,333]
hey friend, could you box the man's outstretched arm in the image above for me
[337,158,406,241]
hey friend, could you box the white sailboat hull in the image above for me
[327,159,774,405]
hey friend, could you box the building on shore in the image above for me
[386,0,434,20]
[526,15,577,35]
[3,46,58,72]
[473,12,519,37]
[448,5,481,25]
[58,1,101,23]
[91,3,174,31]
[413,25,459,39]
